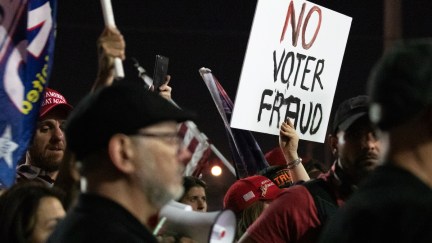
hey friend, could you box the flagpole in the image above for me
[100,0,124,79]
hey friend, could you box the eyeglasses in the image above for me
[132,132,181,146]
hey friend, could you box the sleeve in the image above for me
[246,186,320,243]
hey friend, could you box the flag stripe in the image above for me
[178,121,212,176]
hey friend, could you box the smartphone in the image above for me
[153,55,169,91]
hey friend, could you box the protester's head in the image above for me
[368,39,432,133]
[27,88,72,174]
[223,175,281,239]
[0,181,65,243]
[178,176,207,212]
[236,200,266,239]
[262,147,293,188]
[224,175,281,215]
[329,95,380,184]
[258,165,292,188]
[65,81,194,209]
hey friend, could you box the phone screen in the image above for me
[153,55,169,90]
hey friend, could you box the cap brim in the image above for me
[337,112,368,132]
[40,103,73,118]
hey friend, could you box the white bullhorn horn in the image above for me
[158,200,236,243]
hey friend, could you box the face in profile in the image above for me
[180,186,207,212]
[29,196,66,243]
[132,121,190,208]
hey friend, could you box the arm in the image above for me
[279,119,310,182]
[91,26,126,92]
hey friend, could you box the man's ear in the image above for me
[107,134,136,174]
[328,133,338,156]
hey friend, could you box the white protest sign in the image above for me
[231,0,351,143]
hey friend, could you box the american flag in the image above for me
[0,0,57,188]
[178,121,212,177]
[200,68,269,178]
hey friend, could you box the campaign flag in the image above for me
[178,121,212,177]
[200,68,269,179]
[0,0,57,188]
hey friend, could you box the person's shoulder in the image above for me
[321,193,432,243]
[49,212,157,243]
[280,183,312,194]
[270,184,316,212]
[277,184,313,199]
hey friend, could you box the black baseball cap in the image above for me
[332,95,369,134]
[66,81,195,160]
[368,39,432,131]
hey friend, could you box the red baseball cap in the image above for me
[223,175,281,214]
[39,88,72,118]
[265,147,286,166]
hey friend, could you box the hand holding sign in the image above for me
[100,0,124,79]
[279,119,299,163]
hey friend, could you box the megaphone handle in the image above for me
[153,217,167,236]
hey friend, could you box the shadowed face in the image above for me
[29,196,65,243]
[336,116,381,184]
[28,108,68,174]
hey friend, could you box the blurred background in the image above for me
[50,0,431,211]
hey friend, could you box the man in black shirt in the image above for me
[320,39,432,243]
[48,82,194,243]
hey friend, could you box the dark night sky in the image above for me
[49,0,432,210]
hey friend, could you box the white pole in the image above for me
[100,0,124,79]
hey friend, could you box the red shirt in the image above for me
[246,165,349,243]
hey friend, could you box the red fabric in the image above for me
[246,168,346,243]
[264,147,286,166]
[39,88,72,117]
[178,122,212,176]
[223,175,281,214]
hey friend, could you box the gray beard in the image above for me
[144,181,184,209]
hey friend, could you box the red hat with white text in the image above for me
[223,175,281,214]
[39,88,73,118]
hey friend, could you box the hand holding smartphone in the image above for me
[153,55,169,91]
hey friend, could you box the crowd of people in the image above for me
[1,10,432,243]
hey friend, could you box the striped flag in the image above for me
[0,0,57,188]
[200,68,269,178]
[178,121,212,177]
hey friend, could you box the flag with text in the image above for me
[0,0,57,188]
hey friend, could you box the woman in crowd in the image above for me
[0,181,65,243]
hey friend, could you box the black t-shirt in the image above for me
[48,193,158,243]
[319,164,432,243]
